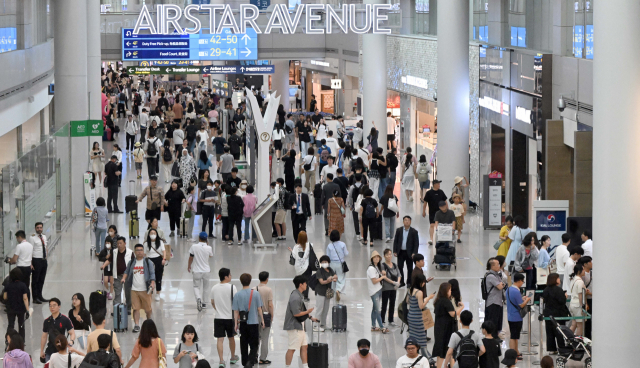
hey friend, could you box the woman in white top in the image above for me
[288,231,312,300]
[195,124,209,155]
[401,153,417,202]
[568,263,586,336]
[315,120,328,142]
[367,250,393,333]
[145,229,167,301]
[302,147,318,193]
[48,335,85,368]
[90,142,106,185]
[272,123,285,162]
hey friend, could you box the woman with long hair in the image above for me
[542,273,569,354]
[366,250,393,333]
[448,279,462,331]
[380,249,400,325]
[326,230,349,299]
[145,229,167,301]
[272,123,285,162]
[277,104,286,125]
[98,235,115,300]
[514,232,540,290]
[48,335,85,368]
[90,142,105,185]
[125,320,167,368]
[407,274,434,356]
[161,139,174,183]
[288,231,313,301]
[367,126,379,152]
[69,293,91,352]
[3,269,28,340]
[505,215,533,268]
[172,325,201,368]
[3,335,32,368]
[432,282,464,368]
[401,152,416,202]
[341,145,353,176]
[327,190,346,236]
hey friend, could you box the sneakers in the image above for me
[219,364,226,368]
[230,355,240,364]
[133,325,141,333]
[197,298,202,311]
[428,240,433,245]
[209,234,217,239]
[385,238,391,243]
[201,303,207,309]
[169,231,175,237]
[154,294,160,301]
[237,241,242,245]
[457,239,462,243]
[228,241,233,245]
[388,321,397,326]
[107,292,113,300]
[313,326,325,332]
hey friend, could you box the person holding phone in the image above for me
[506,273,531,361]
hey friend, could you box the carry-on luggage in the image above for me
[113,303,128,332]
[103,127,112,141]
[314,183,323,215]
[125,180,137,213]
[89,290,107,315]
[129,210,140,238]
[370,215,383,240]
[332,303,347,332]
[308,322,329,368]
[433,243,456,270]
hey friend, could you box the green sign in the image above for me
[70,120,104,137]
[126,66,204,75]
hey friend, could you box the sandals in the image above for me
[371,327,381,332]
[258,360,272,365]
[381,328,390,334]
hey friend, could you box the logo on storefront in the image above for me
[547,214,556,223]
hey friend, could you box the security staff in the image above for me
[29,222,49,304]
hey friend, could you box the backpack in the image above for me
[364,201,376,219]
[163,146,172,162]
[417,163,430,182]
[454,331,479,368]
[285,123,293,134]
[119,92,126,103]
[134,93,142,105]
[348,185,361,209]
[480,272,494,301]
[397,293,409,324]
[147,138,158,156]
[320,146,329,162]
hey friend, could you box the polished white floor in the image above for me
[3,120,587,368]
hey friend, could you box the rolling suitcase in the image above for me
[89,290,107,315]
[314,183,323,215]
[332,303,347,332]
[113,303,128,332]
[308,322,329,368]
[125,180,137,213]
[129,210,140,238]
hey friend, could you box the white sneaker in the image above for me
[385,238,391,243]
[154,294,160,301]
[313,326,325,332]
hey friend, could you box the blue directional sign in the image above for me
[122,28,258,61]
[250,0,270,10]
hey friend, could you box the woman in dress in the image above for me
[407,274,435,357]
[164,180,186,237]
[288,231,313,300]
[432,282,465,368]
[68,293,91,354]
[277,104,286,126]
[179,149,197,191]
[315,118,328,142]
[124,320,167,368]
[401,152,417,202]
[327,190,346,236]
[98,235,115,299]
[326,230,349,300]
[505,215,533,269]
[497,216,514,257]
[90,142,105,185]
[367,125,379,152]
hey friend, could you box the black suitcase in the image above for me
[370,216,383,240]
[89,290,107,315]
[314,183,323,215]
[332,303,347,332]
[308,322,329,368]
[125,180,137,213]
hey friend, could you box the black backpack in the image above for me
[163,146,172,162]
[285,123,293,134]
[147,138,158,156]
[481,272,494,300]
[364,201,376,219]
[454,331,479,368]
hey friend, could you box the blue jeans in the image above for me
[388,172,397,185]
[95,227,107,253]
[378,177,388,198]
[370,290,384,328]
[383,216,396,240]
[244,216,257,241]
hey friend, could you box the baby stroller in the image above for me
[549,316,592,368]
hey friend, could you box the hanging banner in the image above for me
[71,120,104,137]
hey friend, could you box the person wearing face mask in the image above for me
[144,229,167,302]
[98,237,116,300]
[237,180,248,198]
[313,256,337,332]
[200,181,218,239]
[347,339,382,368]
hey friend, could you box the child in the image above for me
[479,321,502,368]
[242,185,258,243]
[451,194,465,243]
[501,349,518,367]
[133,141,145,179]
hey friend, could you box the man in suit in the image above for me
[289,183,312,243]
[320,173,341,236]
[393,216,420,287]
[104,155,122,213]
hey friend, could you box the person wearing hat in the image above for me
[136,175,165,228]
[395,337,431,368]
[124,111,139,153]
[133,142,145,179]
[104,155,123,213]
[188,232,213,311]
[237,179,248,197]
[422,180,447,245]
[501,349,518,367]
[433,201,455,247]
[347,339,382,368]
[367,251,394,334]
[450,194,465,243]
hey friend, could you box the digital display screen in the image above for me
[0,27,17,53]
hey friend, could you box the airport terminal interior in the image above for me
[0,0,629,367]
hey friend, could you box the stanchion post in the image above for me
[521,306,538,356]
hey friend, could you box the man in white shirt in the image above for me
[320,156,338,183]
[395,337,432,368]
[29,222,49,304]
[355,141,370,168]
[581,230,592,257]
[7,230,33,301]
[563,247,584,292]
[211,268,240,366]
[139,108,149,143]
[188,232,214,311]
[386,112,398,151]
[325,131,339,157]
[124,112,139,153]
[555,233,571,286]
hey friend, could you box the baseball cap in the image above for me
[501,349,518,366]
[199,232,208,239]
[404,337,420,349]
[438,201,447,207]
[433,179,442,184]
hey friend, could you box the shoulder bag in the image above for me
[331,242,349,273]
[257,285,272,327]
[149,187,158,211]
[157,338,167,368]
[387,196,399,213]
[238,290,253,322]
[331,198,345,215]
[291,291,309,323]
[507,287,529,318]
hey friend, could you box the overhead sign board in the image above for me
[71,120,104,137]
[250,0,270,10]
[211,79,232,98]
[122,28,258,61]
[126,65,275,75]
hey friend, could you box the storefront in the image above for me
[301,59,340,115]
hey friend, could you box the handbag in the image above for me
[289,253,296,266]
[331,198,345,216]
[238,290,253,322]
[422,308,435,330]
[536,265,549,285]
[493,239,502,250]
[158,338,167,368]
[325,287,335,299]
[507,287,529,319]
[331,242,349,273]
[387,196,399,213]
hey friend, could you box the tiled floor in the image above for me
[3,119,587,367]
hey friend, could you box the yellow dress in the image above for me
[497,225,512,257]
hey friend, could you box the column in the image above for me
[593,3,640,366]
[362,0,387,152]
[16,0,32,50]
[55,0,89,217]
[488,0,509,46]
[400,0,415,35]
[87,0,102,149]
[271,60,290,111]
[428,0,437,35]
[436,0,469,192]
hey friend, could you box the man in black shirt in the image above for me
[104,156,122,213]
[226,168,242,188]
[309,95,317,113]
[422,180,447,245]
[433,201,456,247]
[228,131,242,160]
[4,268,29,340]
[386,148,399,184]
[41,298,75,361]
[157,92,169,112]
[311,109,322,124]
